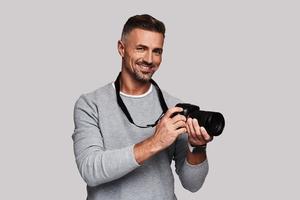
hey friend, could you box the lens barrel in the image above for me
[189,110,225,136]
[175,103,225,136]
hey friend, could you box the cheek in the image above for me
[124,53,137,65]
[127,52,141,61]
[133,56,145,65]
[154,56,162,65]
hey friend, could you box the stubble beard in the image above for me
[132,61,157,82]
[133,69,154,82]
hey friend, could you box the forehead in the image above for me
[125,28,164,48]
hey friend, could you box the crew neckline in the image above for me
[111,82,153,98]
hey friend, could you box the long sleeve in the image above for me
[72,95,140,187]
[173,134,209,192]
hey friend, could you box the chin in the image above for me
[135,72,153,82]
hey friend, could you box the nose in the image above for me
[143,51,153,64]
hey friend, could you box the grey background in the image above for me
[1,0,299,199]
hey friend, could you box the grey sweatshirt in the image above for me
[72,83,209,200]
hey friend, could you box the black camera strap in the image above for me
[114,72,168,128]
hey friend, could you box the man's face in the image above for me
[118,28,164,82]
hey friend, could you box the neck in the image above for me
[120,72,151,95]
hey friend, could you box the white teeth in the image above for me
[138,64,150,69]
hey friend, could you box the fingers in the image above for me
[175,127,187,135]
[187,118,197,138]
[164,107,183,119]
[187,118,213,143]
[161,107,186,127]
[200,126,212,141]
[192,118,202,140]
[173,120,186,130]
[186,121,191,134]
[171,113,186,123]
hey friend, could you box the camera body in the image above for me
[174,103,225,136]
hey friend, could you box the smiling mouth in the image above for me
[137,63,154,72]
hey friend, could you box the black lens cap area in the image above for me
[207,113,225,136]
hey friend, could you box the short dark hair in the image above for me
[121,14,166,39]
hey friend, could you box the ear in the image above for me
[117,40,125,58]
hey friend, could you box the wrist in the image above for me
[149,135,165,153]
[186,142,207,165]
[188,142,207,154]
[134,136,161,165]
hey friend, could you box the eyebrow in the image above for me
[136,44,148,49]
[136,44,163,52]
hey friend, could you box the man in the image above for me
[72,14,213,200]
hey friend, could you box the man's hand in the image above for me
[185,118,213,165]
[151,107,187,151]
[186,118,213,146]
[134,107,187,164]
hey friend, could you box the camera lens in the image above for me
[205,112,225,136]
[190,110,225,137]
[174,103,225,137]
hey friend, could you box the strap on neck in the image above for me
[114,72,168,128]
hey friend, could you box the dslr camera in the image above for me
[174,103,225,137]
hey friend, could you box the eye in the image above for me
[153,49,163,55]
[136,47,145,52]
